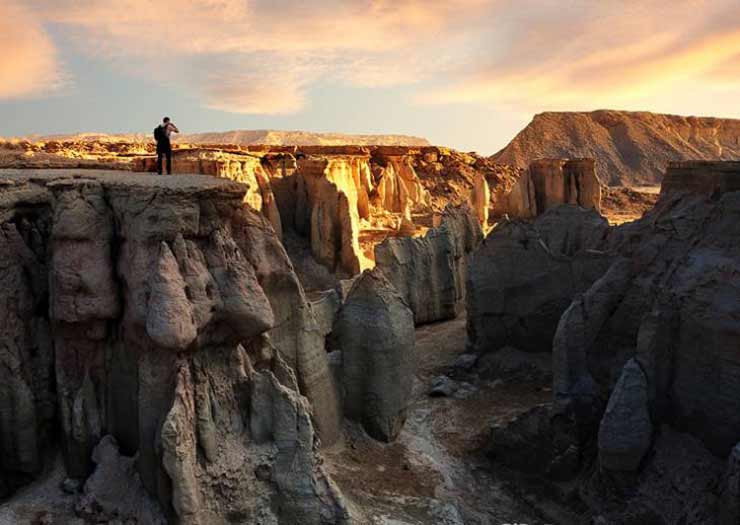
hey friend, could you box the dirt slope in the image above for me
[492,110,740,185]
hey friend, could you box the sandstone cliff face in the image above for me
[500,158,602,218]
[661,160,740,197]
[493,110,740,185]
[293,156,371,276]
[0,169,346,523]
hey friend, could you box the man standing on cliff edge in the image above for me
[154,117,179,175]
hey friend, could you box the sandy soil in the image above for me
[325,316,555,525]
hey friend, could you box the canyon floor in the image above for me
[325,315,558,525]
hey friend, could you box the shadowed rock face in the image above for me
[661,160,740,198]
[481,163,740,524]
[0,169,346,523]
[374,204,483,325]
[333,269,415,442]
[466,205,611,354]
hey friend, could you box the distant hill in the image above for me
[19,130,430,147]
[492,110,740,185]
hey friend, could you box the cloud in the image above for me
[27,0,491,114]
[0,0,66,99]
[416,0,740,112]
[7,0,740,117]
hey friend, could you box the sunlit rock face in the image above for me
[491,110,740,186]
[0,169,347,524]
[127,145,522,280]
[294,156,370,276]
[500,158,602,218]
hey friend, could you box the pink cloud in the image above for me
[0,0,67,99]
[417,0,740,113]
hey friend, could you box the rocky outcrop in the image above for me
[466,205,611,353]
[471,172,490,226]
[131,148,284,238]
[0,169,346,523]
[76,436,166,523]
[374,204,482,325]
[481,163,740,523]
[500,158,602,218]
[660,160,740,198]
[333,269,415,442]
[597,359,652,472]
[720,444,740,525]
[492,110,740,185]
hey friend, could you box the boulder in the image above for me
[597,359,653,472]
[333,269,415,442]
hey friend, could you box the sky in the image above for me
[1,0,740,154]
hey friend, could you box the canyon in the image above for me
[1,116,739,525]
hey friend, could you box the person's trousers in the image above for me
[156,147,172,175]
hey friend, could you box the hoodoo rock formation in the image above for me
[0,169,347,523]
[477,161,740,524]
[6,128,740,523]
[500,158,603,218]
[332,269,415,442]
[127,145,513,280]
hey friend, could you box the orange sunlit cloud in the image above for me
[0,0,67,99]
[2,0,740,118]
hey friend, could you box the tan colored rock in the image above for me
[471,171,490,226]
[500,158,602,218]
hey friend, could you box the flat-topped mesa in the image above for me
[0,169,346,523]
[660,160,740,198]
[500,158,603,218]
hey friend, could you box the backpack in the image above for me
[153,125,166,143]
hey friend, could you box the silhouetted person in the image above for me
[154,117,179,174]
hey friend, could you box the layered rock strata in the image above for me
[500,158,602,218]
[0,169,346,523]
[660,160,740,197]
